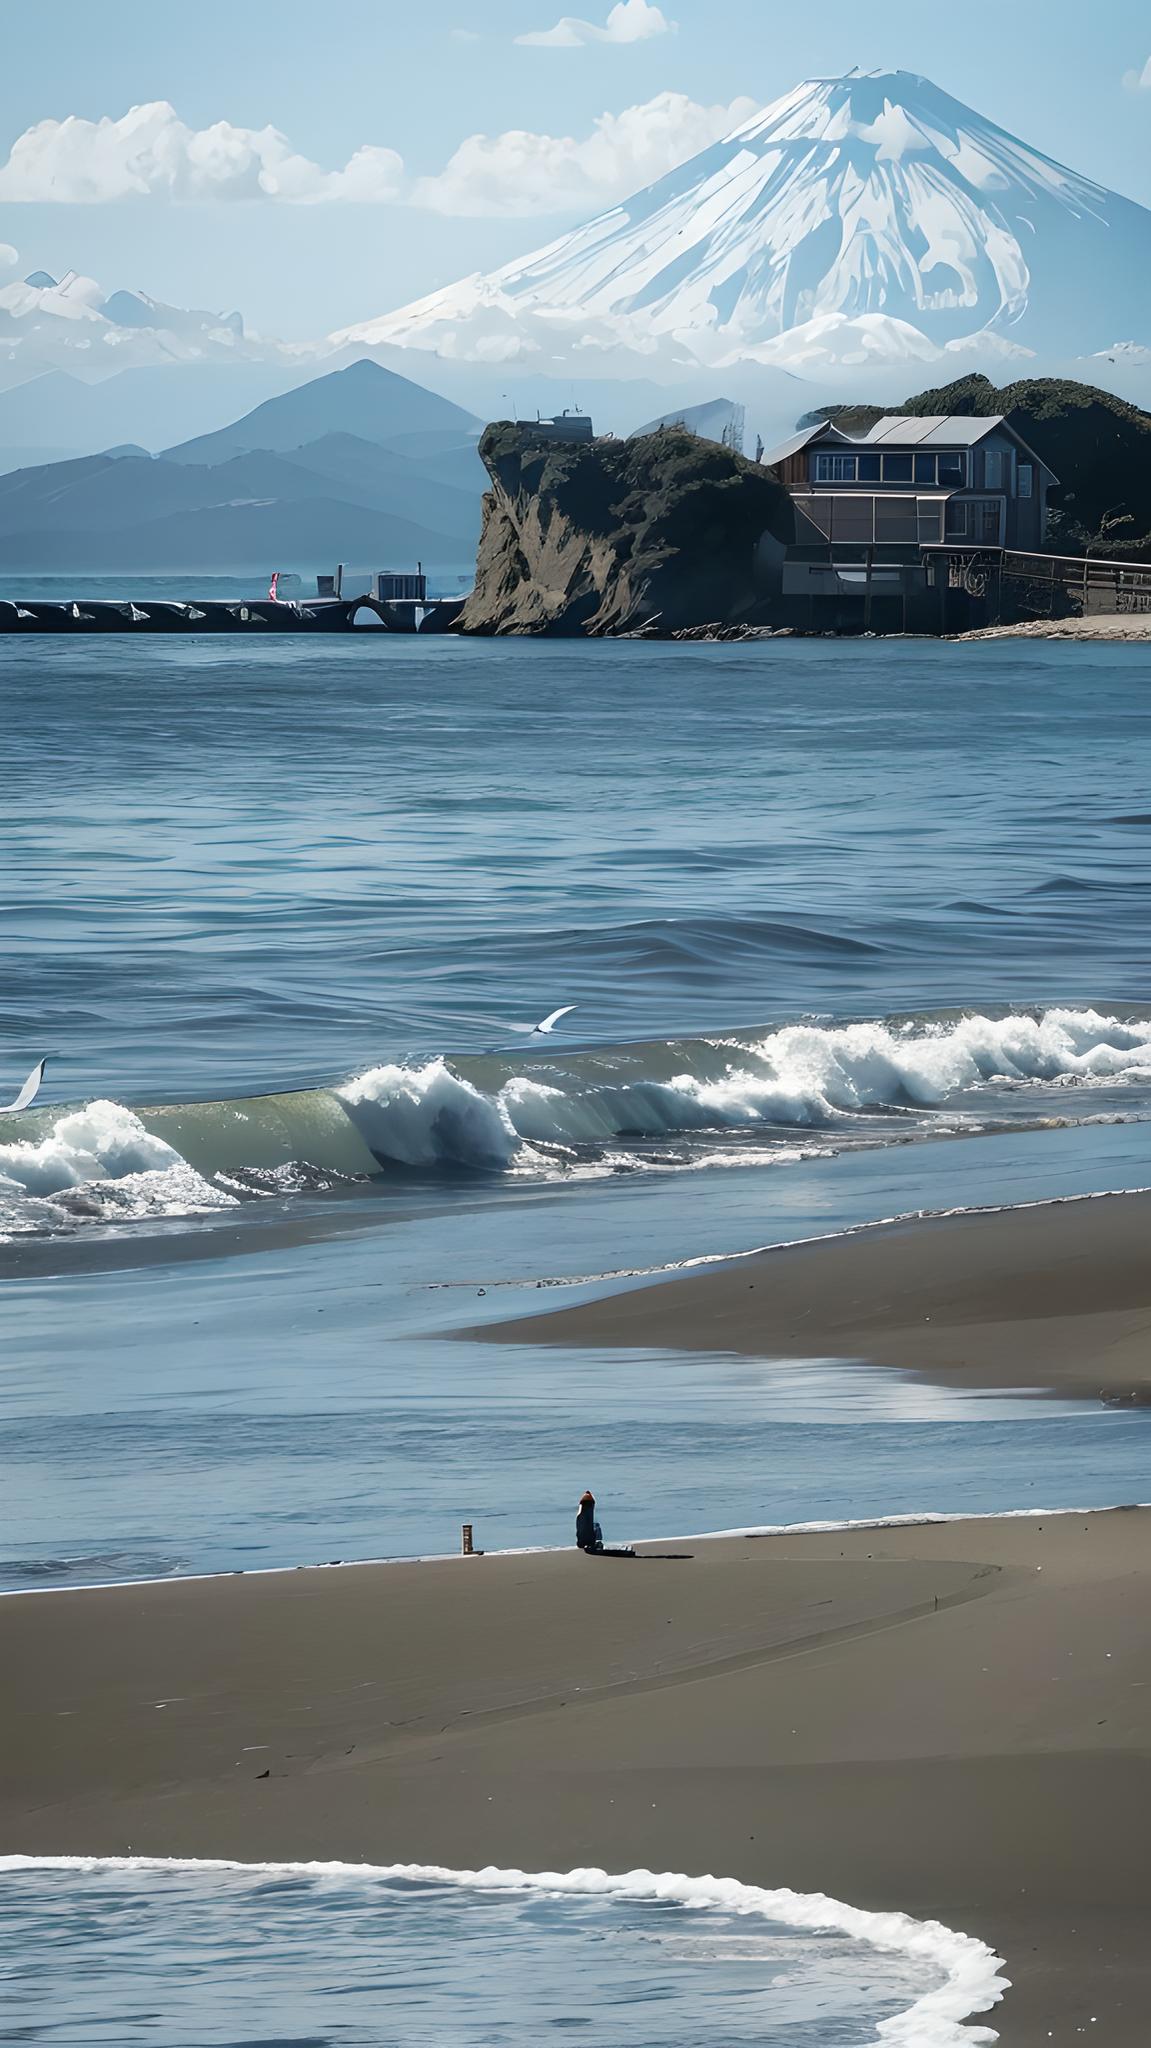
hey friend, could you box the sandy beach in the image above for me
[476,1189,1151,1404]
[958,615,1151,641]
[3,1510,1149,2044]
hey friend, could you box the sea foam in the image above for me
[0,1100,235,1236]
[4,1006,1151,1230]
[338,1007,1151,1167]
[338,1057,523,1168]
[0,1857,1007,2045]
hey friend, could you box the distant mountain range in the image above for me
[0,360,487,573]
[0,269,270,379]
[338,70,1151,374]
[4,58,1150,579]
[2,344,1147,577]
[7,66,1151,482]
[0,353,792,575]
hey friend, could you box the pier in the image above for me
[0,595,466,635]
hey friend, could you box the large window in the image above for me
[797,495,946,545]
[1018,463,1034,499]
[813,453,858,481]
[813,449,969,486]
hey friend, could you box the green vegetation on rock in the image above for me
[459,423,793,637]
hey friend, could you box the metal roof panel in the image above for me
[761,422,835,465]
[854,414,1006,447]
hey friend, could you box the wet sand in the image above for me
[3,1511,1150,2044]
[476,1189,1151,1404]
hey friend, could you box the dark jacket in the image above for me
[575,1501,599,1551]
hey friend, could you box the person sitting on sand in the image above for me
[576,1490,603,1553]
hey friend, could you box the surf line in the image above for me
[426,1180,1151,1292]
[0,1856,1007,2046]
[2,1501,1145,1600]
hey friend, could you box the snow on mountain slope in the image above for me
[0,269,289,380]
[336,70,1151,371]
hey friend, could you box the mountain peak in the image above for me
[341,71,1151,373]
[162,355,481,465]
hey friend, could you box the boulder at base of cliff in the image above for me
[458,424,795,636]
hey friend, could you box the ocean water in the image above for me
[4,631,1148,2043]
[0,1860,1003,2048]
[3,633,1151,1588]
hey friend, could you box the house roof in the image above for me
[765,411,1057,482]
[761,422,835,465]
[854,414,1005,446]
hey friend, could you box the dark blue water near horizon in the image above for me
[6,632,1151,1096]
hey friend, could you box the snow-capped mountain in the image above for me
[0,270,284,381]
[335,70,1151,372]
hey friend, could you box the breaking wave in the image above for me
[2,1005,1151,1237]
[0,1101,237,1238]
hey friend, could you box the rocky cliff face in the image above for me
[458,425,794,637]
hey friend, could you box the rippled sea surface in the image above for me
[7,634,1151,1093]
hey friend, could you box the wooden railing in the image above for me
[921,546,1151,618]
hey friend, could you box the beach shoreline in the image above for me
[3,1510,1149,2044]
[956,615,1151,641]
[471,1186,1151,1405]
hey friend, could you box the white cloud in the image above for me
[517,1,673,48]
[1122,56,1151,89]
[0,90,749,221]
[0,102,404,205]
[415,90,753,215]
[0,242,18,271]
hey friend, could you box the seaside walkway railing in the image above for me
[922,545,1151,619]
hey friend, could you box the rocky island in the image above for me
[458,422,794,638]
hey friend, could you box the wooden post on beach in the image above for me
[461,1524,475,1555]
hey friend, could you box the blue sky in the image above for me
[1,0,1149,336]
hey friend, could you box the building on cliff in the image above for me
[531,411,595,446]
[763,413,1059,630]
[767,414,1056,553]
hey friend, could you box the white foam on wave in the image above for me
[3,1007,1149,1231]
[339,1059,525,1169]
[0,1101,235,1238]
[0,1856,1007,2045]
[0,1100,183,1194]
[338,1010,1151,1169]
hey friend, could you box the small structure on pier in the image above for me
[373,569,427,602]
